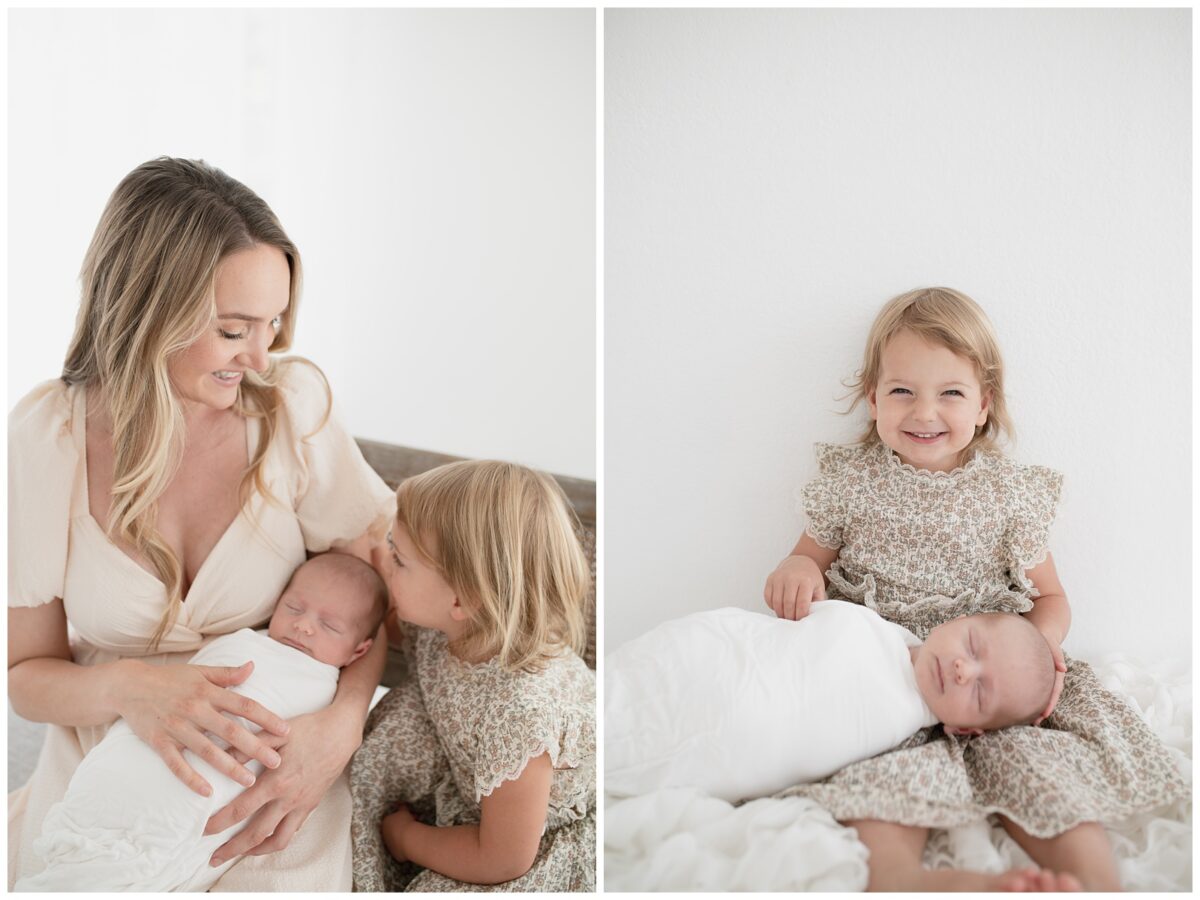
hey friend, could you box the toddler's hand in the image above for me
[382,803,417,863]
[764,554,826,620]
[1032,631,1068,726]
[994,866,1083,891]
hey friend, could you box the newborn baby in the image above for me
[606,601,1054,803]
[18,553,388,893]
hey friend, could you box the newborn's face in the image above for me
[912,614,1044,735]
[267,562,371,667]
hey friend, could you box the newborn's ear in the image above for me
[944,725,983,738]
[347,636,373,665]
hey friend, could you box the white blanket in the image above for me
[604,652,1193,891]
[606,602,936,802]
[18,629,339,893]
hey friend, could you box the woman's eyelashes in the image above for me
[218,315,283,341]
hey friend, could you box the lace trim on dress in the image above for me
[1010,544,1052,598]
[475,732,593,824]
[880,443,987,482]
[804,526,842,551]
[825,565,1035,633]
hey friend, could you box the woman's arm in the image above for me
[8,602,124,725]
[383,752,553,885]
[205,618,388,863]
[8,602,290,796]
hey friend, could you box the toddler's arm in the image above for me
[764,533,840,620]
[382,752,552,885]
[1022,552,1071,721]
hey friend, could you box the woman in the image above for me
[8,158,395,890]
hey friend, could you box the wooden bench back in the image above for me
[356,439,597,672]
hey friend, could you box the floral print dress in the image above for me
[776,442,1187,837]
[350,628,596,892]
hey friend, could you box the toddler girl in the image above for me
[350,460,595,892]
[763,287,1187,891]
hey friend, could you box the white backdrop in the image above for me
[606,8,1191,662]
[8,8,595,480]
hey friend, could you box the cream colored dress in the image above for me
[7,361,396,891]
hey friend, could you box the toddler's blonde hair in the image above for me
[395,460,591,672]
[845,287,1014,462]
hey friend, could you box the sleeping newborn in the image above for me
[606,601,1054,803]
[18,553,388,893]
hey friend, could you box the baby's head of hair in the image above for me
[845,287,1014,460]
[914,611,1055,735]
[269,552,388,667]
[980,613,1057,729]
[309,553,389,644]
[395,460,591,672]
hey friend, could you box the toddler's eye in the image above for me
[889,388,912,395]
[322,622,341,633]
[943,389,963,397]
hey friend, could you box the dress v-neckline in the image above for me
[74,384,259,606]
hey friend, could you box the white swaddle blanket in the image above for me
[18,628,339,893]
[606,601,938,803]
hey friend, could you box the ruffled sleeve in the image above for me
[275,360,396,552]
[472,662,596,814]
[1006,462,1063,590]
[799,442,858,549]
[8,380,79,608]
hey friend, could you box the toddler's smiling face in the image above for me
[867,329,990,473]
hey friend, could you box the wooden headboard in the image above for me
[355,438,597,673]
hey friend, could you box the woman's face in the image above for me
[168,243,290,412]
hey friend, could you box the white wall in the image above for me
[8,8,595,479]
[605,9,1191,662]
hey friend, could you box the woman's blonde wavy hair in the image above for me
[843,287,1014,464]
[395,460,591,673]
[62,157,318,649]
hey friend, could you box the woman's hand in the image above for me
[764,554,826,620]
[382,804,417,863]
[1032,631,1068,726]
[203,703,362,866]
[114,659,290,797]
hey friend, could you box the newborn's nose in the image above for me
[953,657,977,685]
